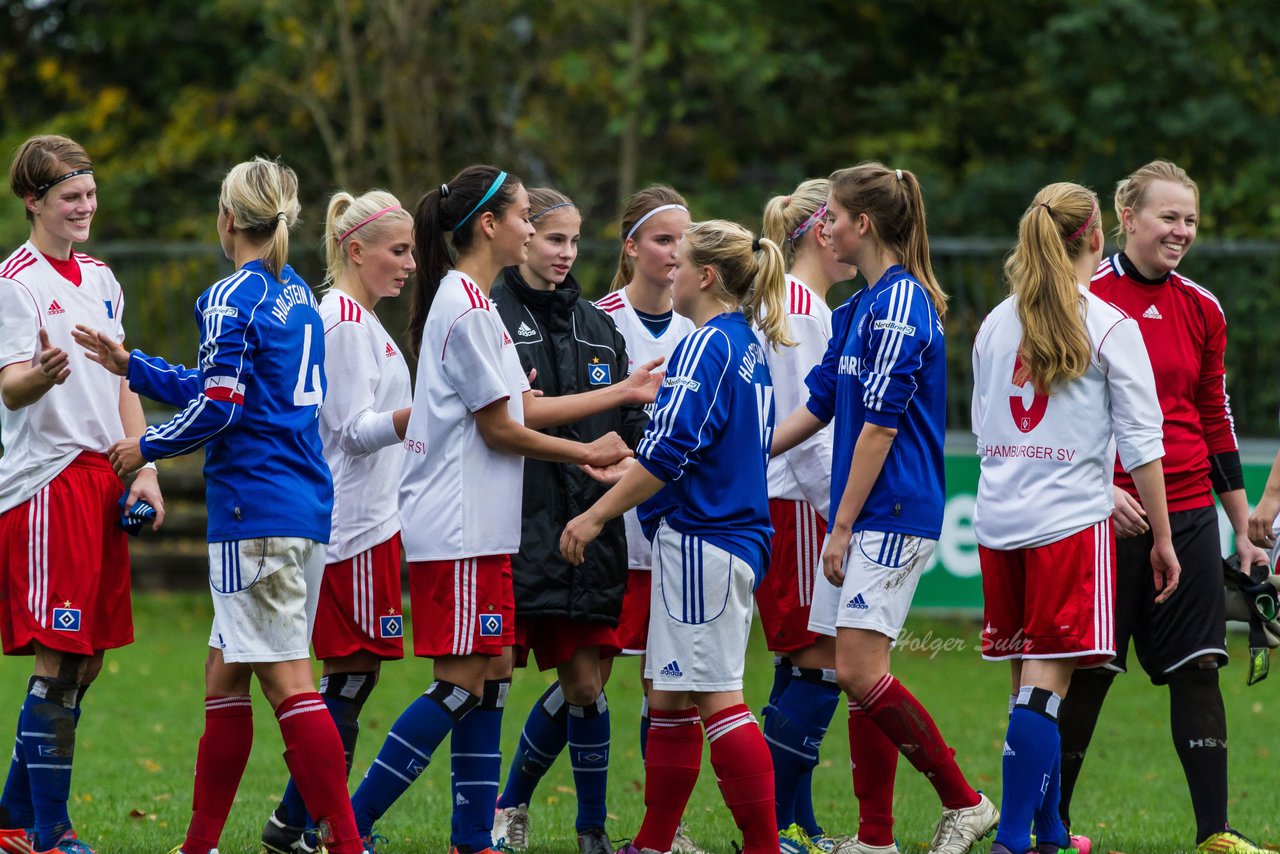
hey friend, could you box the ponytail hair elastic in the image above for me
[751,237,762,252]
[895,168,904,182]
[453,171,508,231]
[439,183,451,198]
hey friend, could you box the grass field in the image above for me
[1,593,1276,854]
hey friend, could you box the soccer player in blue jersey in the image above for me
[73,158,361,854]
[562,219,793,854]
[771,163,997,854]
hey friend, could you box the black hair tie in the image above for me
[751,237,762,252]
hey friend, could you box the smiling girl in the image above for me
[261,189,414,853]
[348,167,652,854]
[0,134,163,854]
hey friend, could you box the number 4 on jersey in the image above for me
[293,324,324,408]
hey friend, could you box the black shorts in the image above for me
[1107,504,1228,684]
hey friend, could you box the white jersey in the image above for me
[319,290,411,563]
[0,243,125,514]
[595,285,695,569]
[758,276,834,517]
[971,286,1164,550]
[399,270,530,561]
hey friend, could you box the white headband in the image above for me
[625,204,688,243]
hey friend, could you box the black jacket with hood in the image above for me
[491,267,649,625]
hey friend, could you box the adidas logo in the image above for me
[1003,741,1016,757]
[1142,304,1163,320]
[658,660,683,678]
[846,593,869,610]
[455,792,470,806]
[385,342,396,358]
[48,300,65,315]
[517,321,537,337]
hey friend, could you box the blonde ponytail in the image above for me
[1005,182,1099,393]
[682,220,794,349]
[323,188,410,288]
[761,178,829,268]
[219,156,301,279]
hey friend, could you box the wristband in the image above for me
[139,461,158,473]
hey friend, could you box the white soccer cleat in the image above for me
[829,838,898,854]
[928,792,999,854]
[492,803,530,851]
[670,823,708,854]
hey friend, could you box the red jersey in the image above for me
[1090,253,1236,512]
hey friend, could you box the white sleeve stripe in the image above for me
[639,327,720,458]
[865,281,914,407]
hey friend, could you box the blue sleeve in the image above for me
[127,350,201,407]
[139,276,267,460]
[637,327,731,483]
[805,302,850,423]
[860,281,934,428]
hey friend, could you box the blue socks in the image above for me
[0,678,37,830]
[278,671,377,828]
[351,680,477,837]
[451,679,508,854]
[498,681,569,809]
[764,666,840,835]
[568,693,611,831]
[22,678,82,849]
[995,686,1064,853]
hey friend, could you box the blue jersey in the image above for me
[130,260,333,544]
[805,265,945,539]
[636,312,774,582]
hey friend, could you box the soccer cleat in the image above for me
[670,823,708,854]
[492,803,530,851]
[578,828,613,854]
[34,831,94,854]
[614,845,665,854]
[1196,829,1268,854]
[779,824,823,854]
[262,812,313,853]
[0,828,33,854]
[927,792,999,854]
[1033,834,1092,854]
[360,832,387,854]
[829,838,898,854]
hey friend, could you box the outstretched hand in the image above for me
[621,357,665,404]
[581,456,636,484]
[72,325,130,376]
[34,328,71,386]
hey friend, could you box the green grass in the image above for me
[1,593,1276,853]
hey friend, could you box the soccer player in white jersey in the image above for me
[772,164,995,854]
[75,158,361,854]
[0,135,163,854]
[563,219,794,854]
[971,182,1177,854]
[261,189,414,854]
[755,178,856,854]
[348,165,654,854]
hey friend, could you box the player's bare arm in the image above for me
[560,462,665,566]
[1129,458,1181,603]
[770,404,826,458]
[1247,448,1280,548]
[118,382,165,530]
[0,328,70,409]
[823,421,897,585]
[474,398,631,467]
[523,356,663,430]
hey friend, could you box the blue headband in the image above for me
[453,170,508,231]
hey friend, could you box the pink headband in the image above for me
[1066,201,1097,243]
[338,205,401,243]
[788,203,827,244]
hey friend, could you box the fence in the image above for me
[96,236,1280,437]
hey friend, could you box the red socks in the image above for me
[706,705,779,854]
[848,699,898,847]
[183,695,253,854]
[861,675,978,810]
[633,708,703,852]
[276,693,361,853]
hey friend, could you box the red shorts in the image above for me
[408,555,515,657]
[756,499,826,652]
[0,453,132,656]
[312,533,405,661]
[615,569,651,655]
[980,519,1116,667]
[514,616,621,670]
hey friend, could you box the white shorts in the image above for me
[808,530,936,639]
[206,537,325,664]
[644,523,756,693]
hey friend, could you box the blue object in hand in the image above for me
[118,492,157,536]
